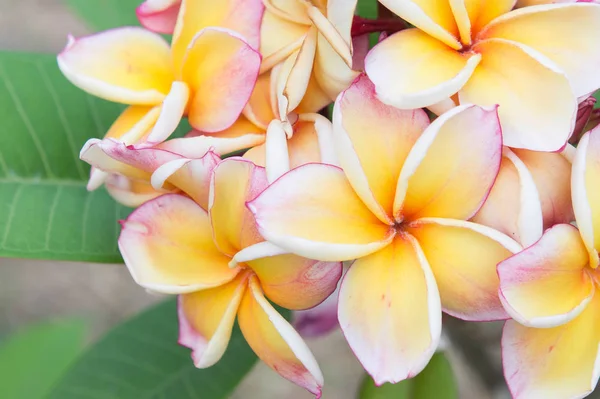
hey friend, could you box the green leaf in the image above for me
[0,318,87,399]
[0,52,131,263]
[65,0,142,31]
[594,90,599,108]
[357,0,378,18]
[359,352,458,399]
[48,298,260,399]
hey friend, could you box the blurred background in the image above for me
[0,1,522,398]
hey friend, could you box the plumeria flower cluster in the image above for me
[57,0,600,397]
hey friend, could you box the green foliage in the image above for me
[357,0,379,18]
[65,0,142,31]
[0,318,87,399]
[594,90,599,108]
[49,298,261,399]
[359,352,459,399]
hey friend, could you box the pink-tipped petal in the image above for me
[498,224,594,328]
[57,27,173,104]
[338,234,441,384]
[79,138,150,182]
[408,218,521,321]
[136,0,181,34]
[394,104,502,222]
[238,275,324,397]
[118,194,238,294]
[181,28,261,133]
[293,281,340,338]
[333,74,430,224]
[248,163,396,262]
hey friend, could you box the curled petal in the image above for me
[480,3,600,98]
[136,0,181,34]
[238,276,324,397]
[171,0,264,71]
[460,38,576,151]
[338,234,441,384]
[243,72,276,130]
[145,81,190,144]
[365,29,481,109]
[118,194,238,294]
[395,104,502,222]
[151,151,221,210]
[408,218,521,321]
[248,163,396,262]
[471,149,544,247]
[498,224,594,328]
[248,255,342,310]
[572,125,600,267]
[182,28,261,133]
[449,0,516,40]
[80,139,150,182]
[502,295,600,399]
[179,272,248,368]
[259,11,307,72]
[57,27,173,104]
[333,74,429,224]
[209,158,269,257]
[307,5,353,68]
[104,105,161,144]
[105,175,163,207]
[378,0,461,48]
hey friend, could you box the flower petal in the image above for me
[243,72,276,130]
[178,272,248,368]
[333,74,429,224]
[151,151,221,210]
[293,281,340,338]
[136,0,181,34]
[449,0,516,41]
[502,294,600,399]
[209,158,269,257]
[105,175,163,207]
[259,10,308,72]
[378,0,461,48]
[171,0,264,70]
[365,29,481,109]
[104,105,161,144]
[79,139,151,182]
[471,148,544,247]
[307,5,353,68]
[238,275,324,397]
[313,31,359,100]
[338,234,441,384]
[248,254,342,310]
[572,125,600,267]
[498,224,594,328]
[248,163,396,262]
[460,38,576,151]
[145,81,190,144]
[407,218,521,321]
[182,28,261,133]
[480,3,600,98]
[57,27,173,104]
[118,194,238,294]
[394,104,502,222]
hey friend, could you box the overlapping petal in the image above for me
[480,3,600,97]
[259,11,307,72]
[57,27,173,104]
[408,218,520,320]
[181,28,261,133]
[572,125,600,267]
[118,194,238,294]
[338,234,441,384]
[248,163,396,262]
[105,175,163,207]
[394,104,502,222]
[209,159,268,257]
[238,275,324,397]
[365,29,481,109]
[136,0,181,34]
[333,74,429,223]
[502,294,600,399]
[449,0,516,43]
[498,224,594,328]
[178,272,248,368]
[460,39,576,151]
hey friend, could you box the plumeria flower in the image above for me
[366,1,600,151]
[260,0,361,120]
[471,147,574,247]
[58,0,263,146]
[136,0,181,34]
[248,75,522,383]
[498,124,600,399]
[118,155,342,396]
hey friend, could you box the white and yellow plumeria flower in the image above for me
[58,0,263,146]
[498,124,600,399]
[472,147,574,247]
[260,0,360,120]
[365,1,600,151]
[118,156,341,396]
[248,75,522,384]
